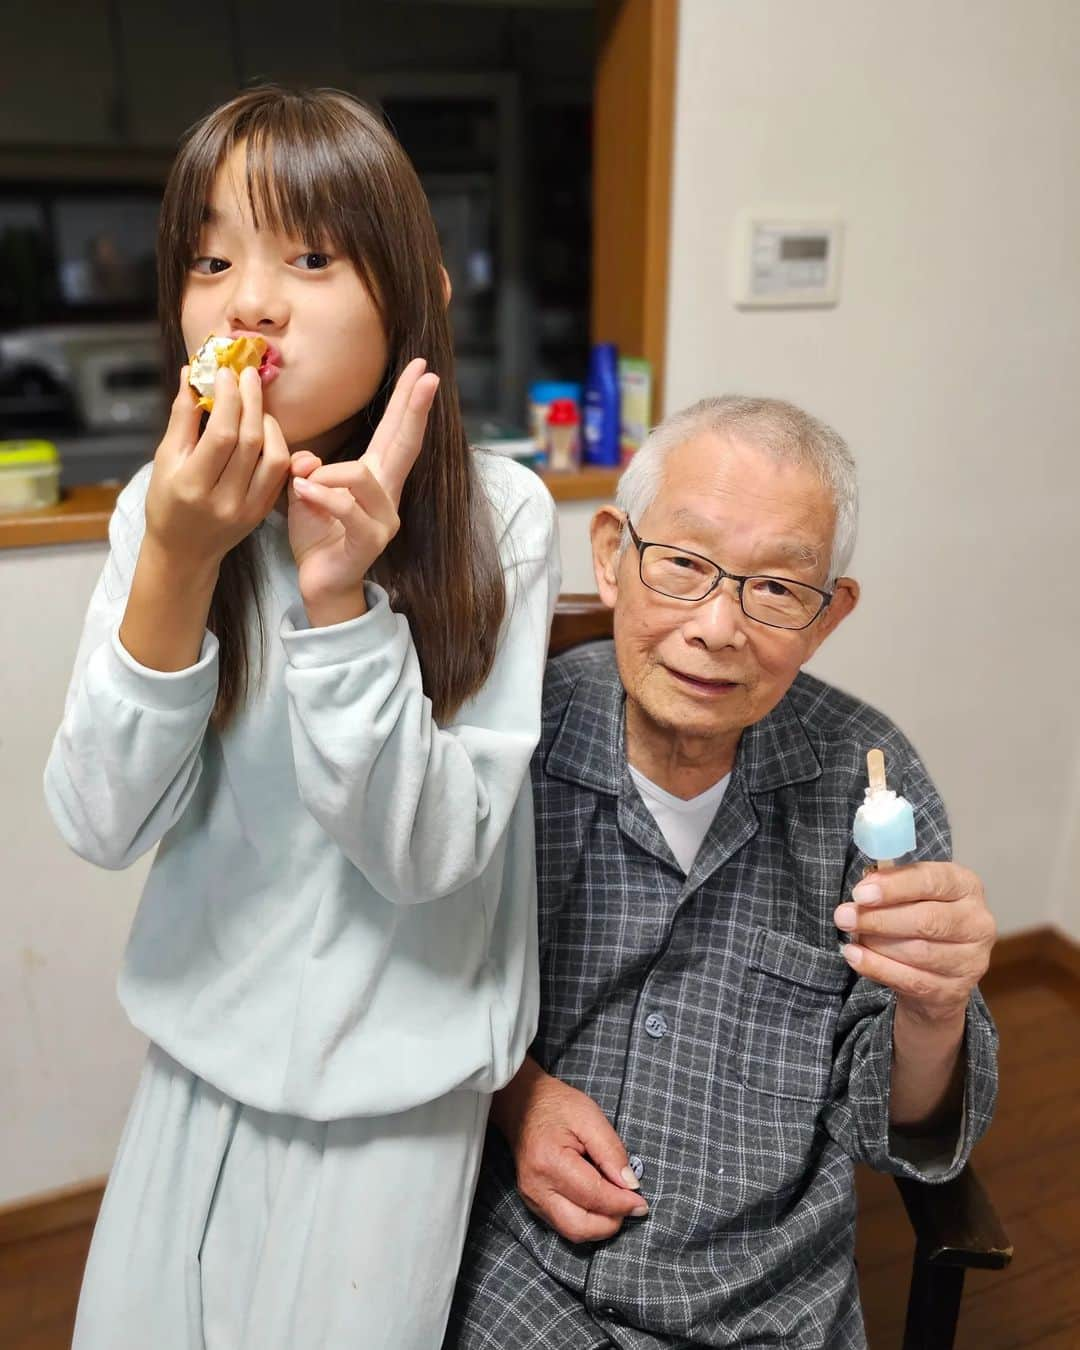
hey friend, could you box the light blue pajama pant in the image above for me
[73,1043,489,1349]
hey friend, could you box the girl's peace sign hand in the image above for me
[287,358,439,627]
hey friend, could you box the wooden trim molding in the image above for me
[0,1176,105,1246]
[593,0,678,419]
[984,924,1080,986]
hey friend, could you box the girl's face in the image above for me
[181,142,390,458]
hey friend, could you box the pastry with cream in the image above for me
[188,335,270,411]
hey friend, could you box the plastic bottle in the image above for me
[527,381,581,465]
[582,342,620,467]
[545,398,580,472]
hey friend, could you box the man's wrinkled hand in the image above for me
[493,1058,649,1244]
[834,861,996,1022]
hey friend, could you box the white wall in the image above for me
[556,499,601,592]
[665,0,1080,938]
[1,543,148,1206]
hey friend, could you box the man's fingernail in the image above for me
[631,1202,650,1217]
[620,1167,642,1190]
[852,882,882,904]
[834,904,857,930]
[842,943,863,968]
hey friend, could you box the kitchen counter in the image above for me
[0,485,123,549]
[0,468,620,551]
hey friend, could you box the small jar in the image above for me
[545,398,580,472]
[528,381,581,466]
[0,440,60,513]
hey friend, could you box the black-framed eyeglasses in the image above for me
[624,519,832,631]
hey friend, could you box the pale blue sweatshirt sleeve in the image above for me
[43,466,219,870]
[280,466,560,905]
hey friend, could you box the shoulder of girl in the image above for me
[474,450,557,544]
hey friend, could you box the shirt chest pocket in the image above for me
[736,927,852,1103]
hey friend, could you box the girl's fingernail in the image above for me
[620,1166,642,1191]
[842,943,863,968]
[834,904,857,930]
[293,477,312,496]
[630,1202,650,1217]
[852,882,882,904]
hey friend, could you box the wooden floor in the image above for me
[856,961,1080,1348]
[2,961,1078,1349]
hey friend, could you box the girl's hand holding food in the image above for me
[143,364,291,579]
[287,358,438,627]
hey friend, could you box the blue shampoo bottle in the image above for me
[582,342,621,467]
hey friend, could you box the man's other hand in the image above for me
[490,1056,649,1243]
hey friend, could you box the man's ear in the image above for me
[804,576,859,658]
[591,506,624,609]
[440,265,452,307]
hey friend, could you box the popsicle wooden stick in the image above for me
[866,747,895,870]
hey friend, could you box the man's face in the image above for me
[593,432,858,759]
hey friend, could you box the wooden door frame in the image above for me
[592,0,678,419]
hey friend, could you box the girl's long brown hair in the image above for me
[157,86,505,724]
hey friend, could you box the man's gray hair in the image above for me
[615,395,859,581]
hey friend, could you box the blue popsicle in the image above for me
[853,748,916,863]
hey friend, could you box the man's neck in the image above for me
[625,702,738,800]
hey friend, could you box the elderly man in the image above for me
[445,396,998,1350]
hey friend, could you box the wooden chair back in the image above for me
[548,593,613,658]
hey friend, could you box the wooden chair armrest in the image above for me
[894,1165,1013,1270]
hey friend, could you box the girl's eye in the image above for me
[191,256,230,275]
[291,251,331,271]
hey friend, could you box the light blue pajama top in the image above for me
[45,452,560,1121]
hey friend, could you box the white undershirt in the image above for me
[628,765,731,875]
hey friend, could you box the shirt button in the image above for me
[627,1153,645,1179]
[644,1010,668,1038]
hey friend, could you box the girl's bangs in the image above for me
[238,124,356,255]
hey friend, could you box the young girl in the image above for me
[45,86,559,1349]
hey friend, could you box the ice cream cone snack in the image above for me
[852,748,916,869]
[188,335,270,411]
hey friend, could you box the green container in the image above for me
[0,440,60,512]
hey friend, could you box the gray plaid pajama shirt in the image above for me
[446,642,998,1350]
